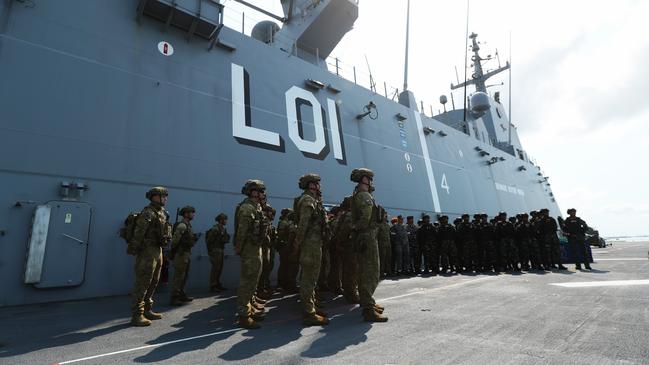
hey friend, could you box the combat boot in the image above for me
[170,295,185,306]
[558,264,568,270]
[254,296,267,305]
[363,308,388,322]
[143,305,162,320]
[251,301,266,312]
[316,308,328,317]
[585,263,592,270]
[130,313,152,327]
[237,316,261,330]
[575,264,582,270]
[303,312,329,326]
[179,291,194,302]
[374,304,384,314]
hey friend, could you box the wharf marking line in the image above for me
[550,279,649,288]
[56,327,242,364]
[594,258,647,261]
[380,276,496,302]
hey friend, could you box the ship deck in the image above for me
[1,241,648,365]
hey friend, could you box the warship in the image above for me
[0,0,561,308]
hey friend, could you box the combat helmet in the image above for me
[350,168,374,183]
[241,179,266,195]
[179,205,195,215]
[215,213,227,222]
[298,173,321,190]
[146,186,168,200]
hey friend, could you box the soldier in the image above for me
[328,206,345,293]
[294,173,329,326]
[540,208,568,270]
[234,179,267,329]
[350,168,387,322]
[456,214,477,272]
[205,213,230,292]
[529,211,544,270]
[276,208,298,293]
[339,196,360,303]
[416,215,435,274]
[453,217,465,272]
[389,217,402,275]
[258,204,277,298]
[562,208,592,270]
[437,215,457,273]
[377,206,392,278]
[406,216,420,274]
[477,213,496,272]
[515,213,532,271]
[128,186,172,327]
[170,206,199,305]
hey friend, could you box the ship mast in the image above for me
[403,0,411,92]
[451,33,510,93]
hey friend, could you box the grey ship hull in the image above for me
[0,0,559,307]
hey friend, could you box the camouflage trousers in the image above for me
[299,237,322,314]
[357,230,379,310]
[208,247,224,290]
[258,245,275,291]
[342,242,359,298]
[317,244,330,290]
[277,245,299,290]
[131,245,163,314]
[236,243,262,317]
[328,244,344,291]
[439,239,457,271]
[378,239,391,275]
[171,249,191,296]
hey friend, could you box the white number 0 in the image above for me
[440,173,450,194]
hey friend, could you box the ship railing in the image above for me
[221,3,402,101]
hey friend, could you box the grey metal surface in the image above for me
[23,204,51,284]
[0,241,647,364]
[0,0,560,306]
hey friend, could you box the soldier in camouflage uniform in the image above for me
[294,173,329,326]
[258,203,277,298]
[234,179,267,329]
[350,168,387,322]
[277,208,298,293]
[377,206,392,278]
[170,205,199,305]
[128,186,172,327]
[339,196,359,303]
[328,206,345,294]
[205,213,230,292]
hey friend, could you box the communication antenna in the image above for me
[364,54,376,93]
[508,30,513,145]
[403,0,411,92]
[462,0,470,123]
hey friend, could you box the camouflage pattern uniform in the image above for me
[130,187,172,326]
[258,204,276,294]
[277,209,298,292]
[350,168,387,322]
[170,207,199,304]
[377,208,392,277]
[234,180,266,327]
[205,214,230,291]
[338,199,359,303]
[327,208,345,293]
[294,173,329,325]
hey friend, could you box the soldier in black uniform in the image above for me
[477,214,497,272]
[457,214,477,272]
[453,218,465,272]
[514,213,532,271]
[416,215,435,274]
[529,211,546,270]
[540,208,568,270]
[437,215,457,273]
[562,208,592,270]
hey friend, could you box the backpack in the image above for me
[119,212,139,243]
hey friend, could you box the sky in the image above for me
[222,0,649,237]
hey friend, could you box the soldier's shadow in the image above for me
[300,306,372,358]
